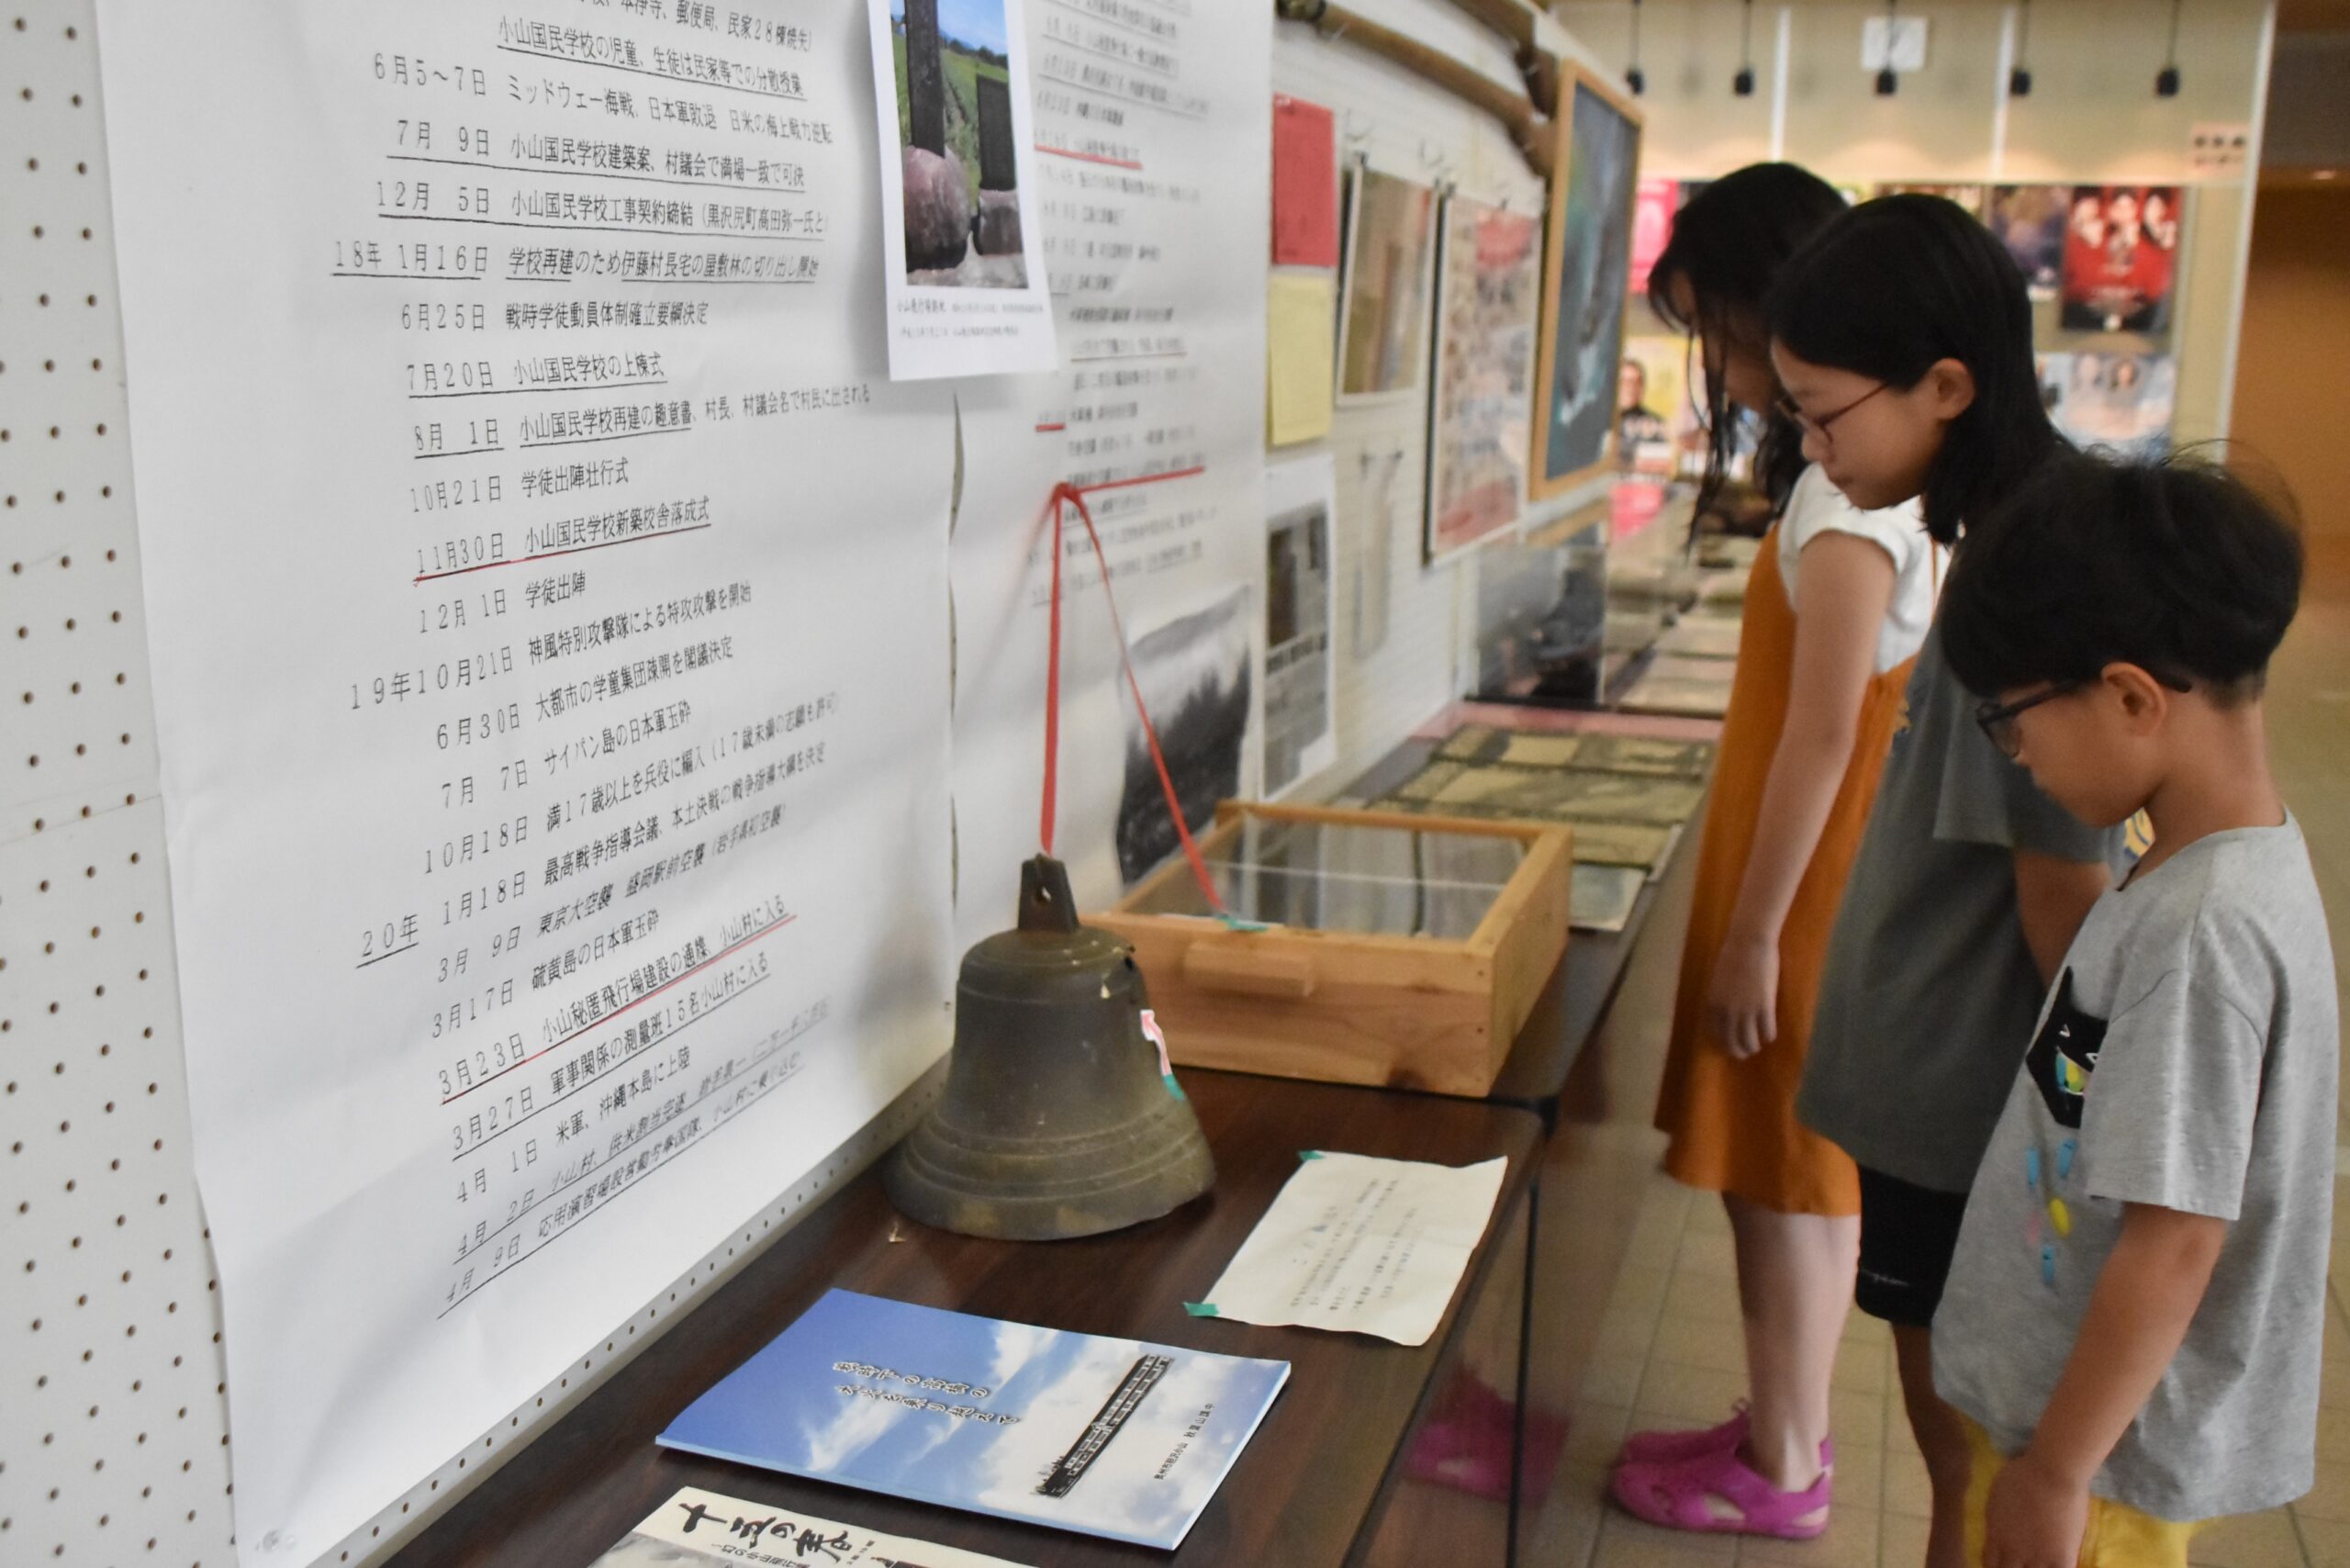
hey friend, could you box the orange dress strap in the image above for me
[1651,522,1919,1215]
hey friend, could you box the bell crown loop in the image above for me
[1018,854,1080,935]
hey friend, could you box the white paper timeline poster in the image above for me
[95,4,958,1562]
[950,0,1272,946]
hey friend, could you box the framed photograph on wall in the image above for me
[1335,165,1438,402]
[1425,192,1542,563]
[1529,67,1643,502]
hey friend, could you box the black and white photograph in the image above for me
[1116,588,1254,885]
[1263,456,1339,798]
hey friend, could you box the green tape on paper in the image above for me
[1184,1301,1220,1316]
[1299,1149,1324,1160]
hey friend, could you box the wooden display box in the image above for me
[1094,801,1572,1098]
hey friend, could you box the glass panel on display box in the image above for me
[1123,816,1526,942]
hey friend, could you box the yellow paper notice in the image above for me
[1267,271,1336,447]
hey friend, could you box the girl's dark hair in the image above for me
[1941,451,2304,704]
[1648,163,1849,514]
[1768,194,2061,546]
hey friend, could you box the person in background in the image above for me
[1933,454,2333,1567]
[1608,164,1940,1543]
[1765,195,2121,1568]
[1619,354,1668,446]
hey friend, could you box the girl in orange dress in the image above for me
[1610,167,1941,1540]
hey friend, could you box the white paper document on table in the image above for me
[595,1487,1032,1568]
[1193,1151,1508,1347]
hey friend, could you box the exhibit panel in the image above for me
[0,2,2299,1566]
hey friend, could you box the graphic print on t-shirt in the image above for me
[2021,969,2105,1289]
[2027,969,2107,1129]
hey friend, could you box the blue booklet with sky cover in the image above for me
[656,1289,1292,1551]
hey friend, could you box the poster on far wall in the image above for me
[1628,177,1679,297]
[866,0,1057,378]
[1337,168,1439,401]
[2062,185,2182,333]
[1987,184,2073,300]
[1628,178,1707,300]
[1875,182,1986,216]
[2040,352,2177,459]
[1264,455,1339,799]
[1532,69,1643,500]
[1426,194,1542,561]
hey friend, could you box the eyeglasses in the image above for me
[1774,382,1888,445]
[1974,681,2084,759]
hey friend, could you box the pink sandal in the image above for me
[1609,1443,1833,1539]
[1619,1404,1750,1464]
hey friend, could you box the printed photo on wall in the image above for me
[1986,184,2073,300]
[1425,194,1541,562]
[1531,70,1642,500]
[1336,167,1438,401]
[865,0,1057,378]
[2061,185,2181,334]
[2039,352,2177,460]
[1117,586,1253,884]
[1263,455,1339,799]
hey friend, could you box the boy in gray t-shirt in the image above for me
[1930,455,2336,1563]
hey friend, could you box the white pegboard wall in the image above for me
[3,6,241,1565]
[0,6,943,1566]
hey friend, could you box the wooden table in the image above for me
[388,1070,1545,1568]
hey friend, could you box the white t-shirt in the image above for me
[1775,465,1938,673]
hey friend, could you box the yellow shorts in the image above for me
[1962,1418,2202,1568]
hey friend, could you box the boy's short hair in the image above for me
[1941,452,2304,704]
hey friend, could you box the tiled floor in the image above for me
[1547,535,2350,1568]
[1556,1170,2350,1567]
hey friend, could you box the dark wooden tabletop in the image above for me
[387,1070,1544,1568]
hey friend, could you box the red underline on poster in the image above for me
[1035,143,1144,172]
[1070,465,1206,496]
[440,913,797,1105]
[1034,422,1066,432]
[411,522,714,584]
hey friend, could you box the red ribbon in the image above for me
[1036,476,1228,916]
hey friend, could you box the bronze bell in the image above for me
[888,855,1215,1239]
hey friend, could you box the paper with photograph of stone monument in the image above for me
[867,0,1057,378]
